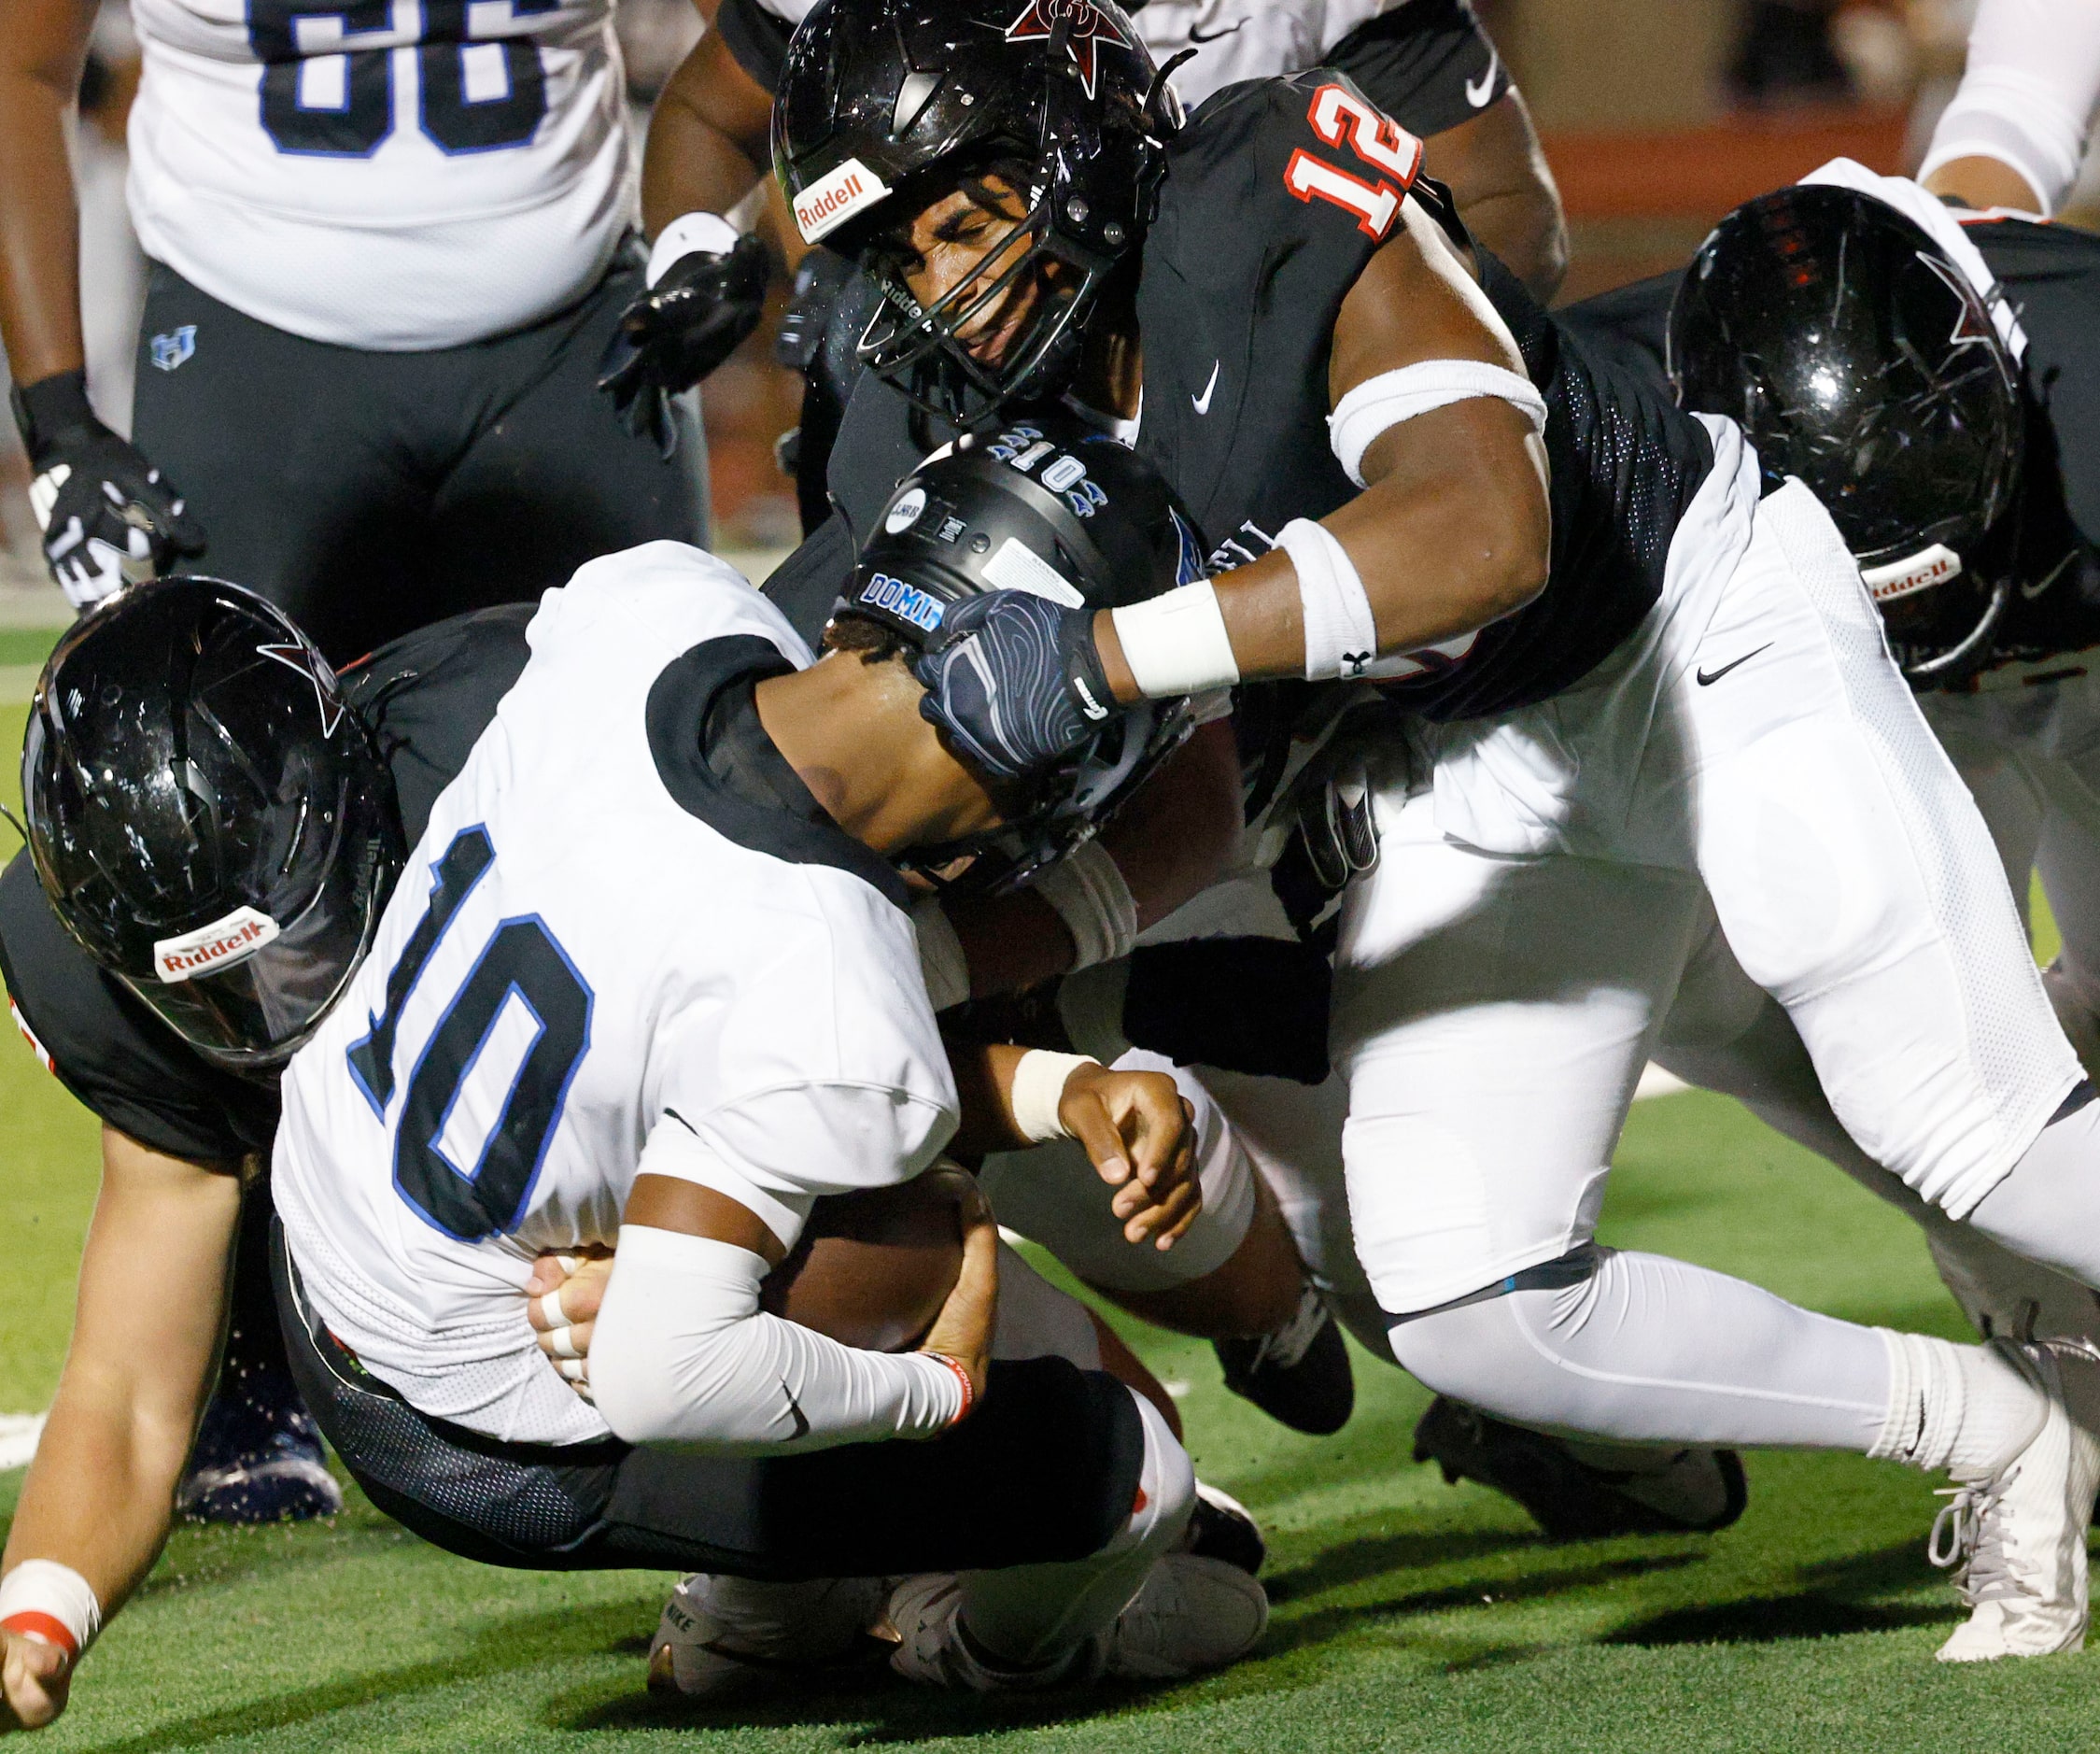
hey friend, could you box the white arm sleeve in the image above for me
[1918,0,2100,216]
[588,1225,966,1452]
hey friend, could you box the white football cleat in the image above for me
[1930,1340,2100,1662]
[885,1555,1268,1692]
[648,1573,890,1699]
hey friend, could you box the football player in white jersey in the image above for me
[0,0,705,659]
[1916,0,2100,219]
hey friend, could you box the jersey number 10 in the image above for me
[346,827,595,1242]
[247,0,561,158]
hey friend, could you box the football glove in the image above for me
[909,589,1118,782]
[599,215,768,457]
[11,370,204,610]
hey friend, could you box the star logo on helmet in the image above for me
[1005,0,1130,100]
[1918,251,1998,352]
[257,642,346,738]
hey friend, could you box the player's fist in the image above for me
[528,1245,613,1399]
[910,590,1118,782]
[1059,1062,1203,1250]
[10,370,204,611]
[0,1625,74,1733]
[599,215,768,457]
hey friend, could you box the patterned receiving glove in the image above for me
[10,370,205,610]
[909,589,1119,782]
[598,214,769,457]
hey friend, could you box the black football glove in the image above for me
[909,589,1120,783]
[11,369,205,610]
[598,230,769,457]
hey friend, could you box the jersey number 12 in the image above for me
[1284,84,1425,242]
[346,827,595,1241]
[247,0,560,159]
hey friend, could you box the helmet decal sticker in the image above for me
[153,906,281,983]
[1004,0,1132,100]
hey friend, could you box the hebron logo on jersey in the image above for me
[793,159,892,245]
[859,573,945,632]
[152,907,281,983]
[149,326,196,372]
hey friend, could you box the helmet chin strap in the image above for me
[0,799,25,848]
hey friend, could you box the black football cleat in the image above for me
[1412,1396,1747,1541]
[176,1375,343,1525]
[1215,1282,1355,1436]
[1182,1480,1266,1576]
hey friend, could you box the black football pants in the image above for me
[131,245,708,665]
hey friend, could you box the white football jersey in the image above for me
[1133,0,1407,107]
[127,0,631,348]
[272,544,957,1445]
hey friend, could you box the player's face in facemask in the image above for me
[892,176,1068,369]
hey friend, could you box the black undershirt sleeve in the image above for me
[1327,0,1511,140]
[715,0,794,95]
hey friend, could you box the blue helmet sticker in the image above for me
[858,573,945,633]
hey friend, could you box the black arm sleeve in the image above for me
[0,854,274,1165]
[714,0,795,95]
[1327,0,1511,140]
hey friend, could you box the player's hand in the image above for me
[910,590,1119,781]
[527,1246,613,1398]
[0,1625,74,1733]
[10,371,204,611]
[598,229,768,458]
[1059,1062,1203,1251]
[917,1171,999,1416]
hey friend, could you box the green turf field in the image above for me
[3,642,2095,1751]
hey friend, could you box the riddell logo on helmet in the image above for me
[794,159,892,245]
[152,907,280,983]
[1861,543,1962,604]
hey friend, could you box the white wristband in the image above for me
[912,896,970,1011]
[647,211,741,286]
[1277,517,1380,683]
[1109,582,1241,699]
[1009,1049,1099,1143]
[1030,841,1139,971]
[1328,361,1548,488]
[0,1561,103,1662]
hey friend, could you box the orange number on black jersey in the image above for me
[1283,83,1424,241]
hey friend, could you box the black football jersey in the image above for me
[1555,216,2100,683]
[796,72,1713,727]
[0,605,534,1167]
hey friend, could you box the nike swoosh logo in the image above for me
[2022,552,2076,600]
[1696,644,1771,686]
[779,1379,810,1441]
[1189,19,1245,41]
[1465,49,1500,108]
[1192,360,1220,416]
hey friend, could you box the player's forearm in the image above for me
[1099,399,1549,697]
[0,67,89,384]
[640,36,770,235]
[1428,93,1569,302]
[4,1388,192,1616]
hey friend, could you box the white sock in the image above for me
[1869,1331,2044,1479]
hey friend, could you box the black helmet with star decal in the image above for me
[772,0,1179,426]
[1669,184,2026,685]
[22,577,401,1068]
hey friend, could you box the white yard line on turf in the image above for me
[0,1414,47,1471]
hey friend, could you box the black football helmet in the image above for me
[772,0,1178,426]
[843,406,1206,887]
[22,578,400,1070]
[1669,184,2025,684]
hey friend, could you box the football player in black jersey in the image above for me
[766,0,2100,1660]
[1553,168,2100,1507]
[605,0,1566,525]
